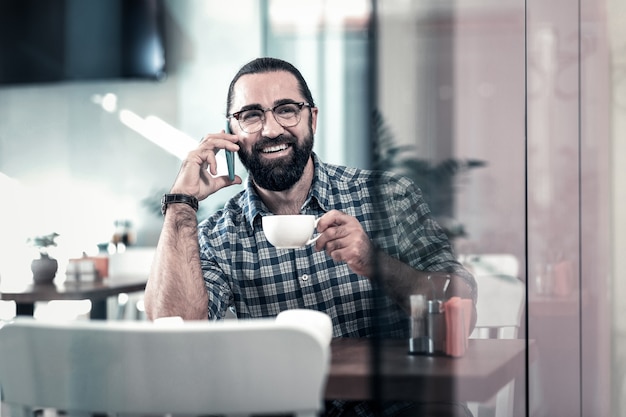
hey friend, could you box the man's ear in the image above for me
[310,106,319,134]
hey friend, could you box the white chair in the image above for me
[108,247,156,320]
[0,309,332,417]
[461,254,525,417]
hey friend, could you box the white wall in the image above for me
[0,0,261,284]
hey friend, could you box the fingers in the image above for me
[315,210,374,276]
[170,130,241,199]
[198,129,239,152]
[196,130,239,175]
[315,209,349,233]
[209,174,243,190]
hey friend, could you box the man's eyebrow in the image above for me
[235,98,303,113]
[236,103,263,113]
[273,98,303,106]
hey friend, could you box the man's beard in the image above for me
[238,130,314,192]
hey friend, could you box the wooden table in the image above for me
[325,338,533,403]
[0,276,147,319]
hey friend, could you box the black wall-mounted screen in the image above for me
[0,0,166,85]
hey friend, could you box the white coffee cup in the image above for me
[262,215,321,249]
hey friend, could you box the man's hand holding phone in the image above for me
[169,124,241,202]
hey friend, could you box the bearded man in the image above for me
[145,57,477,417]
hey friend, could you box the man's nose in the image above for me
[261,110,285,137]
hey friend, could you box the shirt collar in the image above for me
[241,152,331,228]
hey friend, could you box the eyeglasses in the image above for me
[228,102,311,134]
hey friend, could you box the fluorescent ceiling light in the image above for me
[118,109,196,160]
[118,109,228,176]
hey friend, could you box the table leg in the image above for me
[15,302,34,316]
[90,299,108,320]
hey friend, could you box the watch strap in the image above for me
[161,193,199,215]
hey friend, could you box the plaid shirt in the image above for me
[198,153,476,339]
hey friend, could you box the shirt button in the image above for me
[301,274,309,281]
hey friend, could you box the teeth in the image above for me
[262,144,288,153]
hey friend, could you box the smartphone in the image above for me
[225,120,235,181]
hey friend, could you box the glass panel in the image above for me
[376,1,527,415]
[609,0,626,414]
[526,3,582,415]
[527,0,612,415]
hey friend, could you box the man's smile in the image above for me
[257,141,295,160]
[261,143,290,154]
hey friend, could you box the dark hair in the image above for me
[225,57,315,116]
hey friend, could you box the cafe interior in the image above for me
[0,0,624,416]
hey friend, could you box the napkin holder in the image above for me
[66,255,108,282]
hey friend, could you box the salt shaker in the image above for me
[426,299,447,355]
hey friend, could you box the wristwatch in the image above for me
[161,193,199,215]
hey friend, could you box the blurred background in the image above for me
[0,0,624,415]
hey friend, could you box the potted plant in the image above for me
[27,232,60,285]
[371,110,486,240]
